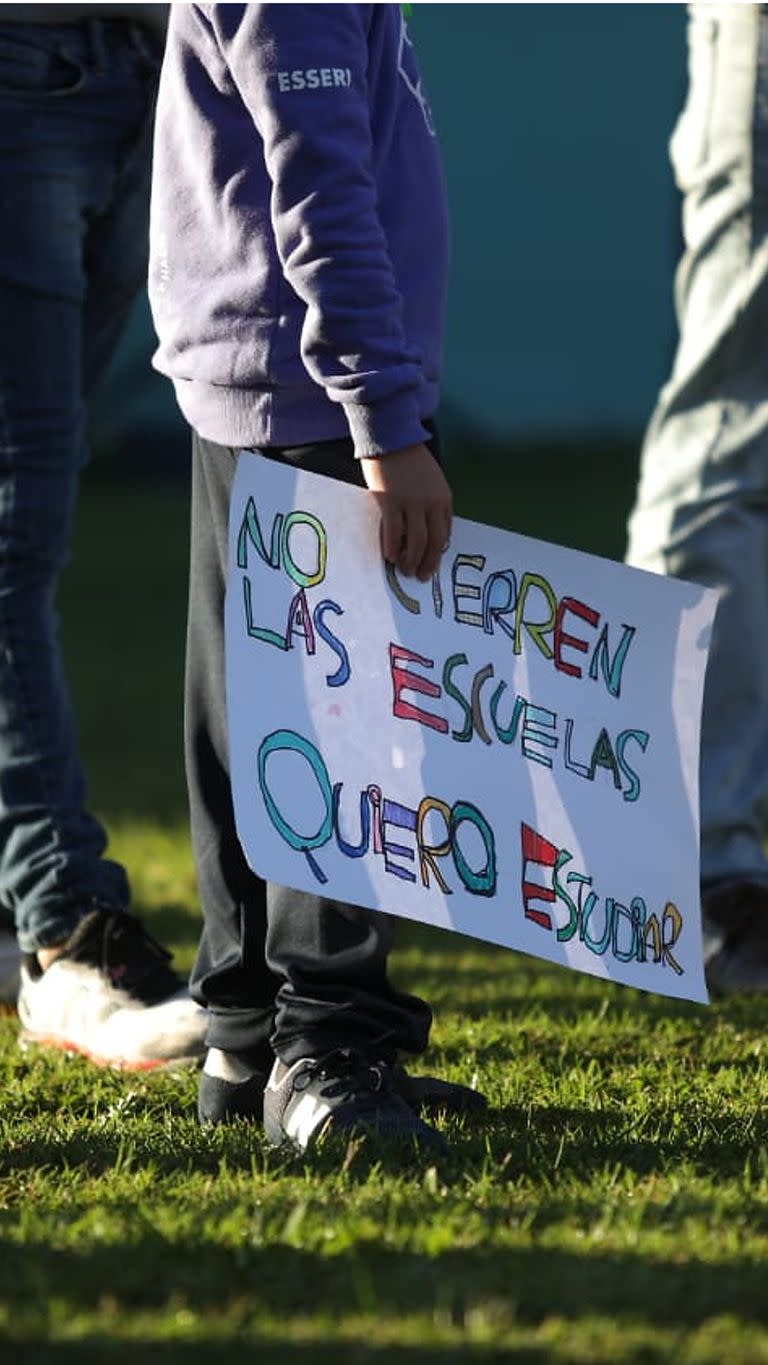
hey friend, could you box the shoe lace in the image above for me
[293,1048,394,1108]
[68,908,181,1005]
[102,915,182,1003]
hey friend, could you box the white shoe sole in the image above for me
[17,959,207,1070]
[17,1027,203,1072]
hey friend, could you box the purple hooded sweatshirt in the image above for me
[148,3,450,460]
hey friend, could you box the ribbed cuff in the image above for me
[343,392,430,459]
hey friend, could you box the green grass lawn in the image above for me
[3,451,768,1364]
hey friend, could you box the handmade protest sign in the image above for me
[226,452,717,1003]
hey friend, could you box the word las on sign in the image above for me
[236,495,649,804]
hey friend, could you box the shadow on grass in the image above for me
[1,1234,767,1331]
[2,1098,766,1184]
[0,1342,537,1365]
[490,1102,768,1178]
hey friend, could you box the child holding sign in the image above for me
[149,3,485,1153]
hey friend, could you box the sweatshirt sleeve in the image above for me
[205,3,429,458]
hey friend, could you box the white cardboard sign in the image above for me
[226,452,717,1003]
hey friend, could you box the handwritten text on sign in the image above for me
[225,453,717,1003]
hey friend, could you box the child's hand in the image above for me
[360,443,453,582]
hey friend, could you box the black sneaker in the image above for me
[391,1064,488,1117]
[197,1048,487,1128]
[198,1047,272,1125]
[17,908,207,1069]
[0,924,20,1008]
[263,1049,446,1153]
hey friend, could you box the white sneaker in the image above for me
[0,927,21,1007]
[17,908,207,1070]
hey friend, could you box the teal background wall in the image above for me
[91,3,689,465]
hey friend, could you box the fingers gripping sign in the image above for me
[360,443,453,582]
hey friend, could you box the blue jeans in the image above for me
[627,4,768,894]
[0,19,163,951]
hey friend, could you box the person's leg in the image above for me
[626,5,768,980]
[0,18,206,1061]
[185,437,279,1070]
[187,434,431,1059]
[82,23,165,400]
[188,433,484,1137]
[0,19,137,952]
